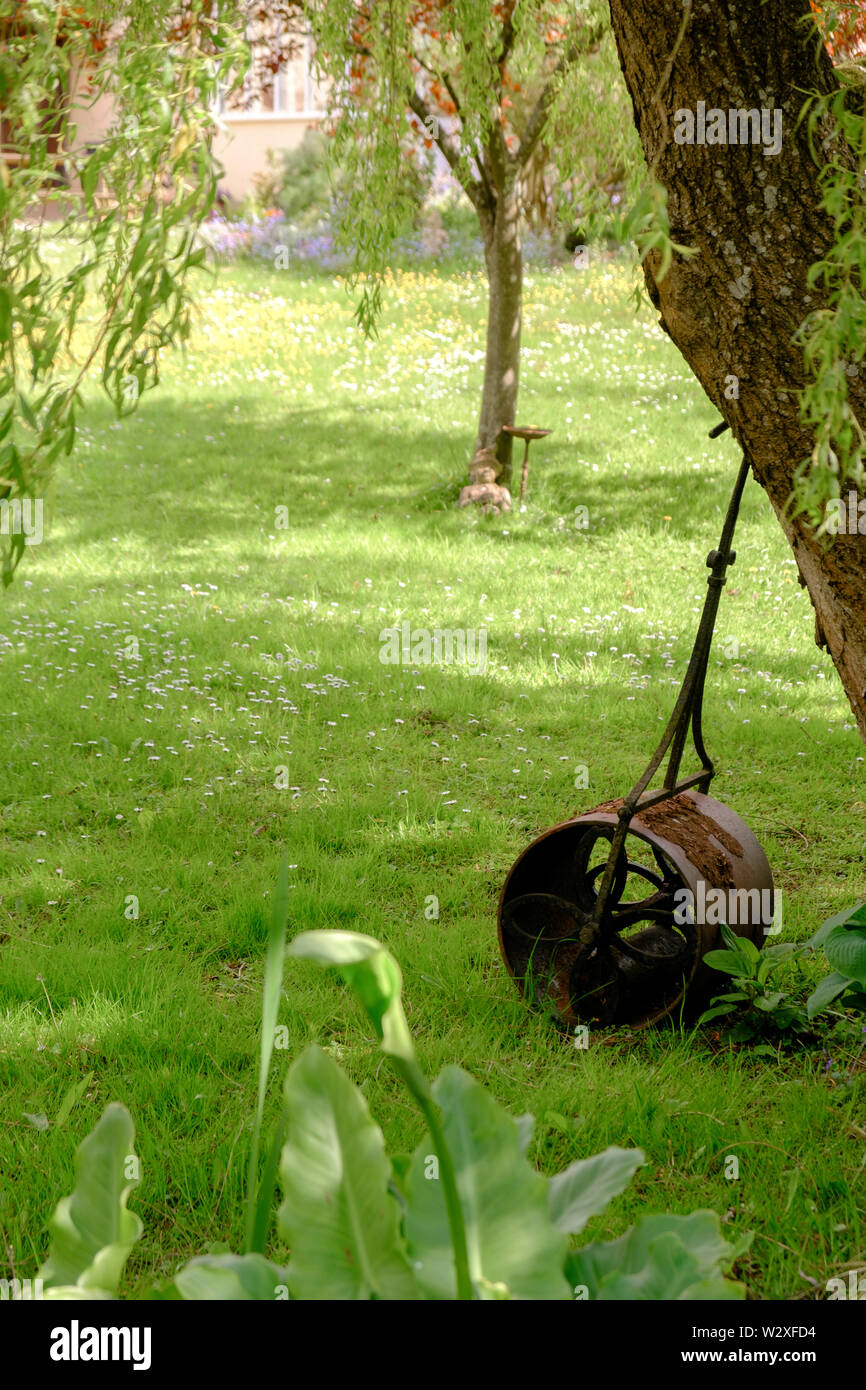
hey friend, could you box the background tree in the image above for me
[606,0,866,741]
[305,0,640,490]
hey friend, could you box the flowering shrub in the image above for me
[197,203,567,272]
[196,208,340,266]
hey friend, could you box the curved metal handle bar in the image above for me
[586,444,752,936]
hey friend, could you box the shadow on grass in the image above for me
[47,392,764,560]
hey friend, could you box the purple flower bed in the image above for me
[199,206,567,273]
[198,210,351,270]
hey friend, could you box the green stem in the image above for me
[391,1057,473,1301]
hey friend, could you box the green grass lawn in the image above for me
[1,256,863,1299]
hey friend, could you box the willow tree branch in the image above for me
[406,86,485,209]
[515,20,607,168]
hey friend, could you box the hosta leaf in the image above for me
[824,924,866,986]
[548,1147,644,1235]
[405,1066,570,1300]
[806,902,866,951]
[278,1045,419,1300]
[567,1211,747,1301]
[176,1253,287,1301]
[806,970,853,1019]
[38,1103,142,1295]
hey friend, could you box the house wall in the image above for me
[213,116,323,202]
[67,64,115,149]
[64,40,328,205]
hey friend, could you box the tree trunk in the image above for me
[607,0,866,741]
[476,183,523,488]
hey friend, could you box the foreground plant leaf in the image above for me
[288,930,415,1063]
[404,1066,570,1300]
[289,929,473,1298]
[806,901,866,951]
[823,922,866,986]
[567,1211,748,1301]
[807,969,853,1018]
[176,1252,288,1301]
[42,1287,116,1301]
[279,1044,420,1300]
[245,856,290,1254]
[38,1102,142,1296]
[548,1147,645,1235]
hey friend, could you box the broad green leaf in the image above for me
[754,992,785,1011]
[697,1003,740,1024]
[289,930,414,1063]
[389,1153,412,1194]
[288,929,384,968]
[723,927,760,964]
[278,1045,419,1300]
[515,1113,534,1155]
[39,1103,142,1295]
[548,1147,644,1235]
[176,1253,288,1301]
[571,1232,743,1301]
[567,1211,748,1301]
[807,970,854,1019]
[42,1287,115,1301]
[404,1066,570,1300]
[824,924,866,986]
[702,949,748,977]
[806,901,866,951]
[245,858,290,1254]
[763,943,797,962]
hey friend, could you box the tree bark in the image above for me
[607,0,866,741]
[476,180,523,486]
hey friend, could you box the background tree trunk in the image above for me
[476,184,523,487]
[607,0,866,741]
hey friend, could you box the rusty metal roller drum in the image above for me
[497,432,776,1031]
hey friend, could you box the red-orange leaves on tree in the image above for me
[810,1,866,59]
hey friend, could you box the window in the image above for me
[219,37,326,119]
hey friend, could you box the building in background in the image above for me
[60,26,328,208]
[214,34,328,201]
